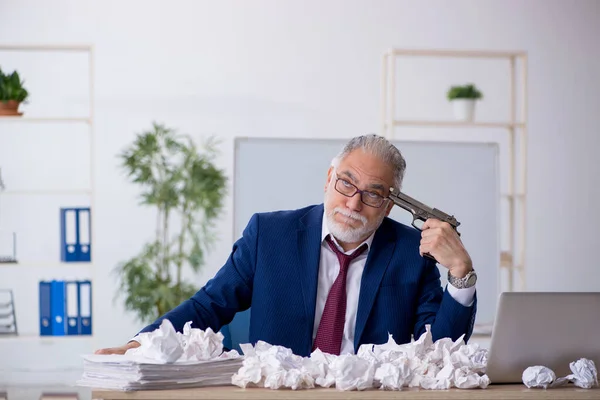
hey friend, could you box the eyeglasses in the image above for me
[333,175,388,208]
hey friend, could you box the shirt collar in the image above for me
[321,209,375,255]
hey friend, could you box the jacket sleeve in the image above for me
[412,258,477,343]
[135,213,259,336]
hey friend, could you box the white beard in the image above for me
[325,205,386,244]
[326,207,367,243]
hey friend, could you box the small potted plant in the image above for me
[0,67,29,116]
[447,83,483,122]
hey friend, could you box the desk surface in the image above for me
[91,385,600,400]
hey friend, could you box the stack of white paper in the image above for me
[77,353,243,391]
[77,319,243,391]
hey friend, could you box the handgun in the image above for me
[388,187,460,262]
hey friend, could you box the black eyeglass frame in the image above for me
[333,174,389,208]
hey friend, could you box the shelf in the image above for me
[390,120,525,129]
[0,116,91,124]
[0,44,92,52]
[0,261,92,268]
[0,367,85,386]
[0,332,94,372]
[0,45,96,380]
[0,262,93,276]
[0,333,93,342]
[388,48,526,59]
[1,189,92,196]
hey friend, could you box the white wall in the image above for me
[0,0,599,373]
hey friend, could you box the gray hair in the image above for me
[331,134,407,190]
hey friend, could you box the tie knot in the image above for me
[325,235,368,271]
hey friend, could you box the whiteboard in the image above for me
[233,137,500,328]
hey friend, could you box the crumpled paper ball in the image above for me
[568,358,598,389]
[522,366,556,389]
[126,319,184,363]
[178,321,224,361]
[124,319,235,363]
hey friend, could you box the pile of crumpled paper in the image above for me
[232,325,490,391]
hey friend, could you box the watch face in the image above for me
[467,273,477,286]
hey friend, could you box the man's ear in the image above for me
[325,166,334,191]
[384,198,394,217]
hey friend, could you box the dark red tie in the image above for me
[312,236,368,355]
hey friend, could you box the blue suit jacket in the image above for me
[138,204,476,356]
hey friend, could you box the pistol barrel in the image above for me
[388,187,460,229]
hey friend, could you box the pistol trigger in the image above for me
[412,216,425,231]
[411,219,420,231]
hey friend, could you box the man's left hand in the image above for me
[419,218,473,278]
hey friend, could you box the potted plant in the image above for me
[446,83,483,122]
[0,68,29,116]
[114,122,228,323]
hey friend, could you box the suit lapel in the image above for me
[354,219,397,351]
[296,204,324,352]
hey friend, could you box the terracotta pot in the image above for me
[0,100,23,116]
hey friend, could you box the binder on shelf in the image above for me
[60,207,92,263]
[78,280,92,335]
[66,281,79,335]
[39,281,52,336]
[39,279,92,336]
[50,280,66,336]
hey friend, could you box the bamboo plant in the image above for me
[114,122,228,323]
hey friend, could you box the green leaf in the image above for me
[447,83,483,100]
[0,67,29,102]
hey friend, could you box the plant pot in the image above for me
[451,99,476,122]
[0,100,23,116]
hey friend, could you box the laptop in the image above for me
[486,291,600,384]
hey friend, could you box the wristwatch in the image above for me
[448,269,477,289]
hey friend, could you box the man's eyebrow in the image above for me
[340,170,357,183]
[340,170,386,192]
[367,183,385,192]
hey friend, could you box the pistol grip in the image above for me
[423,252,438,263]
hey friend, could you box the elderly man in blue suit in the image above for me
[97,134,477,357]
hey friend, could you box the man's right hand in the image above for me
[94,340,140,355]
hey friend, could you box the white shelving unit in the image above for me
[0,44,96,379]
[381,48,528,293]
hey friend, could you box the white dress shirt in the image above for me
[313,211,476,355]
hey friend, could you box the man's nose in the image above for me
[346,192,363,211]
